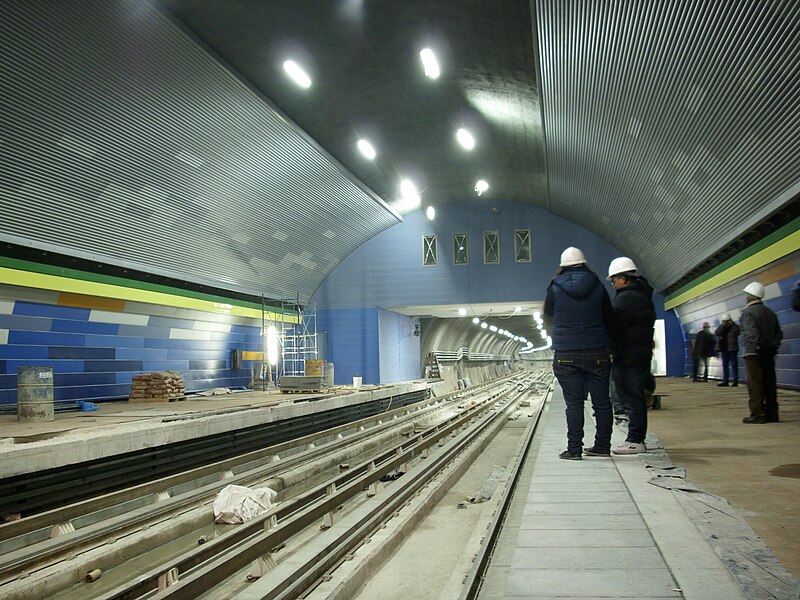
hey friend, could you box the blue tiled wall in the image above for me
[314,201,625,310]
[378,309,421,383]
[317,308,379,385]
[313,200,694,383]
[0,296,265,405]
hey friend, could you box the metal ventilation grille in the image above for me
[536,0,800,290]
[0,1,398,302]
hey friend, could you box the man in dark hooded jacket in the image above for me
[543,247,613,460]
[606,257,656,455]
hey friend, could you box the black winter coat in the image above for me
[608,277,656,367]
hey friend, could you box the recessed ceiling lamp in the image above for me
[357,139,376,160]
[475,180,489,196]
[419,48,440,79]
[283,60,311,88]
[472,317,480,324]
[400,179,421,209]
[489,325,498,332]
[426,206,436,220]
[480,322,488,329]
[458,308,467,316]
[456,128,475,150]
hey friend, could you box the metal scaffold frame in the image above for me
[279,298,318,378]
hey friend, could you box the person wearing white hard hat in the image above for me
[543,247,613,459]
[714,314,740,387]
[605,257,656,454]
[740,282,782,424]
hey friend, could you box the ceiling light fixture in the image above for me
[472,317,480,324]
[480,322,488,329]
[419,48,440,79]
[357,139,376,160]
[475,179,489,195]
[283,60,311,88]
[426,206,436,220]
[400,179,421,209]
[456,128,475,150]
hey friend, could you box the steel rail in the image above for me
[0,383,494,579]
[458,383,553,600]
[0,390,427,545]
[93,382,521,600]
[0,379,505,546]
[250,384,539,600]
[0,389,429,517]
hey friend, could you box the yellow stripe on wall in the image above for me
[0,267,298,323]
[664,230,800,310]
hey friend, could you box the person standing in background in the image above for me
[692,322,715,382]
[543,247,613,460]
[715,314,741,387]
[740,282,783,424]
[606,257,656,455]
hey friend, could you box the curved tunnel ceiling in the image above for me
[0,1,797,305]
[0,1,399,303]
[537,0,800,290]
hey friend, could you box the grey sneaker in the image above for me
[584,446,611,457]
[612,441,646,455]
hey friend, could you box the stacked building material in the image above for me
[129,371,186,402]
[279,375,324,394]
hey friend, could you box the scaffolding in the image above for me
[280,300,318,378]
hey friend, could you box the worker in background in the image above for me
[606,257,656,455]
[740,282,782,424]
[543,247,613,460]
[692,322,714,382]
[715,314,741,387]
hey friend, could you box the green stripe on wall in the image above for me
[664,217,800,310]
[0,259,300,323]
[0,255,293,317]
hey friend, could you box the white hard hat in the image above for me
[607,257,638,279]
[722,313,732,321]
[743,281,764,298]
[560,247,586,267]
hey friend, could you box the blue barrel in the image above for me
[17,366,54,422]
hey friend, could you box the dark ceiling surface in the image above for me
[158,0,547,210]
[156,0,800,294]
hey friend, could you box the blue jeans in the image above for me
[721,349,738,384]
[553,349,612,454]
[613,365,648,443]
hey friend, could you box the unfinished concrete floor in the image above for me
[650,376,800,578]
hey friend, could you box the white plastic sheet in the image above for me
[213,484,278,524]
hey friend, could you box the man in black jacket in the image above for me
[692,322,715,382]
[740,282,783,423]
[606,257,656,454]
[543,247,614,460]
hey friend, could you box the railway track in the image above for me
[0,371,553,600]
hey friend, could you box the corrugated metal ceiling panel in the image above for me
[0,1,398,302]
[536,0,799,289]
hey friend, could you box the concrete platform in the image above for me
[479,378,799,600]
[0,381,431,479]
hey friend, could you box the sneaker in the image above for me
[612,441,647,455]
[717,382,728,387]
[584,446,611,457]
[742,416,767,424]
[558,450,582,460]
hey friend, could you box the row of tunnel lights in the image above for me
[283,50,490,219]
[450,308,552,353]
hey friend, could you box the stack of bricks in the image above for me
[129,371,186,402]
